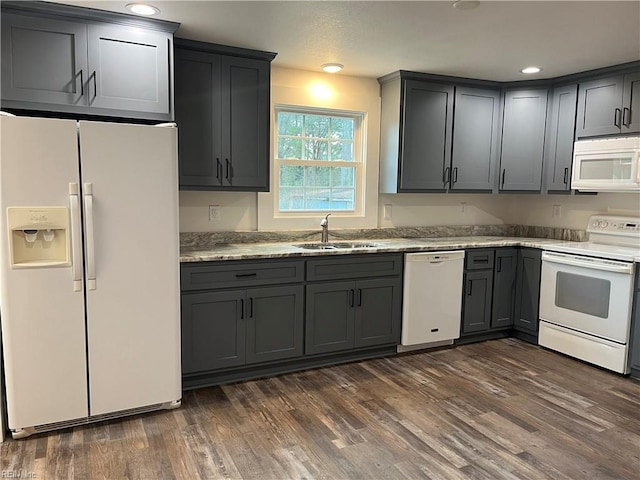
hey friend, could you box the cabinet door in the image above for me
[491,249,517,329]
[513,249,542,334]
[450,87,500,191]
[545,84,578,192]
[181,290,245,373]
[245,285,304,364]
[1,13,88,106]
[462,270,493,334]
[400,80,454,191]
[354,278,402,348]
[175,48,223,188]
[622,72,640,134]
[499,89,548,191]
[220,55,270,190]
[86,23,170,114]
[305,281,355,355]
[575,76,624,138]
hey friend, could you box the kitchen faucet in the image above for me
[320,213,331,243]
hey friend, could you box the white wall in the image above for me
[178,66,640,233]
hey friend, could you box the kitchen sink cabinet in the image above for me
[576,72,640,138]
[544,84,578,192]
[499,88,549,191]
[174,39,276,191]
[460,248,518,341]
[379,74,500,193]
[305,255,403,355]
[0,2,177,121]
[513,248,542,340]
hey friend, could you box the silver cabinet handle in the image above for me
[614,108,622,128]
[623,107,631,127]
[78,70,84,96]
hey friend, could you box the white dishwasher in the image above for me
[399,250,465,352]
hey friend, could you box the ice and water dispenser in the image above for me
[7,207,70,268]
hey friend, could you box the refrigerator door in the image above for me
[78,121,181,416]
[0,117,88,429]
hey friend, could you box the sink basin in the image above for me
[295,242,378,250]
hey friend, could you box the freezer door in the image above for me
[0,116,88,429]
[78,121,181,416]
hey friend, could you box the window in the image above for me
[275,107,364,214]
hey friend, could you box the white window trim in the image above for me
[274,106,365,218]
[257,75,380,232]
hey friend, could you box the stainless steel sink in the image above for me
[295,242,378,250]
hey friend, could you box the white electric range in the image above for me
[539,215,640,374]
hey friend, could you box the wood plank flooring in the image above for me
[2,338,640,479]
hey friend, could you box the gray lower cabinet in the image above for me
[576,72,640,138]
[513,248,542,336]
[174,39,275,191]
[305,254,403,355]
[181,285,304,374]
[461,248,518,338]
[0,3,177,120]
[499,88,548,191]
[544,84,578,192]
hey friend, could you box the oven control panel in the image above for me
[587,215,640,238]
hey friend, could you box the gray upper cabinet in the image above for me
[0,3,178,121]
[450,87,500,191]
[499,88,548,191]
[576,73,640,138]
[544,84,578,192]
[379,74,499,193]
[174,40,275,191]
[400,80,454,191]
[86,24,170,115]
[1,13,88,107]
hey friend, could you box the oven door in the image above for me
[539,251,635,343]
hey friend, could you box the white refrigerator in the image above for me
[0,116,181,439]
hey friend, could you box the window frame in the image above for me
[274,105,366,218]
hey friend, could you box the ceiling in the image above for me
[49,1,640,81]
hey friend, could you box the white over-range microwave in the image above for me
[571,136,640,192]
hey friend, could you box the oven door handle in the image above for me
[542,251,634,274]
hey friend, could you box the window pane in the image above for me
[304,139,328,160]
[304,114,330,138]
[330,141,354,161]
[331,167,355,187]
[330,188,355,210]
[278,112,303,136]
[279,165,304,186]
[305,188,331,210]
[306,166,330,187]
[278,137,302,159]
[331,117,354,140]
[279,187,304,210]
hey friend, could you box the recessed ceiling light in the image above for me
[321,63,344,74]
[452,1,480,10]
[520,66,542,74]
[126,3,160,16]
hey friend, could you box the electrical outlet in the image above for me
[209,205,221,223]
[552,204,562,217]
[383,204,392,220]
[460,202,467,213]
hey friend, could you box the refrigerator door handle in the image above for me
[83,182,97,290]
[69,183,83,291]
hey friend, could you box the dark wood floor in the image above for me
[2,338,640,479]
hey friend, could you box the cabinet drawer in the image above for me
[466,249,495,270]
[181,260,304,291]
[306,254,403,281]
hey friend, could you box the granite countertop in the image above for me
[180,236,567,262]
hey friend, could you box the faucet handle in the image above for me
[320,213,331,226]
